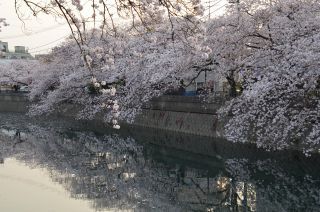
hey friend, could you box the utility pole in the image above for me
[228,0,240,30]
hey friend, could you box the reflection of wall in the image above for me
[0,93,29,113]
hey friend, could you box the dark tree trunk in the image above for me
[226,70,237,98]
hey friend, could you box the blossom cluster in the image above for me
[90,77,120,129]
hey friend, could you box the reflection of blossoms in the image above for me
[224,158,320,212]
[225,159,251,181]
[0,120,176,210]
[0,113,320,212]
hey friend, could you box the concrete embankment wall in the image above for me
[134,110,219,137]
[0,93,224,137]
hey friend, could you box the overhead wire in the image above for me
[211,3,228,13]
[28,35,69,51]
[0,24,67,40]
[28,47,54,54]
[3,2,228,54]
[0,19,106,40]
[200,3,228,20]
[205,0,226,9]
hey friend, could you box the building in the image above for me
[184,71,228,96]
[0,40,33,60]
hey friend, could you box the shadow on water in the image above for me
[0,113,319,212]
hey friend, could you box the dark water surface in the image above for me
[0,113,319,212]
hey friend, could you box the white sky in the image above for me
[0,0,70,55]
[0,0,227,56]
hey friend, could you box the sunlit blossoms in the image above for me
[215,0,320,154]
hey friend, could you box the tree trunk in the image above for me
[226,70,237,97]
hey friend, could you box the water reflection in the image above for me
[0,158,95,212]
[0,113,319,212]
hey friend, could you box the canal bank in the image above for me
[0,94,318,159]
[0,93,225,137]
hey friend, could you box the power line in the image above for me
[206,0,225,9]
[0,19,106,40]
[206,0,225,19]
[0,24,67,40]
[28,35,69,50]
[201,3,228,20]
[211,3,228,13]
[28,47,53,54]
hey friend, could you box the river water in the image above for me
[0,113,319,212]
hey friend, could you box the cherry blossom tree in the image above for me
[13,0,208,128]
[27,19,206,123]
[15,0,206,70]
[4,0,318,153]
[0,60,38,87]
[212,0,320,154]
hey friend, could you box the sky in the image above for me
[0,0,70,55]
[0,0,227,56]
